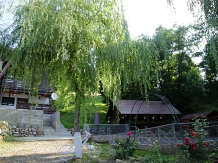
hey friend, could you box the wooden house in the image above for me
[0,61,54,114]
[180,110,218,122]
[106,100,182,129]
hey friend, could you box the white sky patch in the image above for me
[122,0,195,38]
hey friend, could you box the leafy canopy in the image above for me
[6,0,127,97]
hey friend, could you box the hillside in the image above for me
[58,96,109,129]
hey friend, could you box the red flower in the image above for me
[194,133,200,138]
[191,143,197,147]
[127,132,132,136]
[186,141,191,145]
[204,142,210,146]
[193,146,197,150]
[184,137,190,141]
[177,143,182,147]
[191,130,200,138]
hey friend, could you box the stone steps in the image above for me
[43,124,72,137]
[43,114,52,126]
[13,114,73,141]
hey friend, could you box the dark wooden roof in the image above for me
[180,110,218,120]
[116,100,181,115]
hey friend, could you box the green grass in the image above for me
[67,143,178,163]
[59,95,109,129]
[1,134,15,142]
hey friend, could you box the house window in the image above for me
[1,97,15,106]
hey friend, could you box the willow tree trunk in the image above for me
[74,94,82,158]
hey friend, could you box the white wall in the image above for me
[0,93,50,109]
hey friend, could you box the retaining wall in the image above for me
[52,111,60,131]
[0,108,43,128]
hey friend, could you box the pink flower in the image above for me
[127,132,132,136]
[184,137,190,141]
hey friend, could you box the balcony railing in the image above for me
[16,104,55,114]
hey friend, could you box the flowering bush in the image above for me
[147,139,164,163]
[113,131,138,160]
[177,117,210,161]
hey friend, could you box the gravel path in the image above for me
[0,140,74,163]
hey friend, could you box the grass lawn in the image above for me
[58,95,109,129]
[66,142,178,163]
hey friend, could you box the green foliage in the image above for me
[146,139,163,163]
[59,95,108,129]
[5,0,131,99]
[112,132,138,160]
[2,134,15,142]
[199,36,218,107]
[142,25,205,114]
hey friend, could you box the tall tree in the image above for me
[2,0,160,157]
[168,0,218,70]
[152,25,205,114]
[199,37,218,106]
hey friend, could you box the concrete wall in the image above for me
[0,108,43,128]
[52,111,60,131]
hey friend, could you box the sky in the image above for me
[122,0,201,64]
[122,0,195,38]
[1,0,195,38]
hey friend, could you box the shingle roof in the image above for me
[180,110,216,120]
[116,100,181,115]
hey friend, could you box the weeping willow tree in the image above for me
[0,0,163,158]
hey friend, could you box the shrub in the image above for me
[147,139,164,163]
[113,131,138,160]
[177,117,210,162]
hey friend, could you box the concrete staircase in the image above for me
[43,114,52,126]
[43,123,72,137]
[43,114,72,137]
[14,114,73,141]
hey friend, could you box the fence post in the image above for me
[216,126,218,137]
[158,127,161,143]
[173,124,176,141]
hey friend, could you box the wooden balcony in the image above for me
[16,104,55,114]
